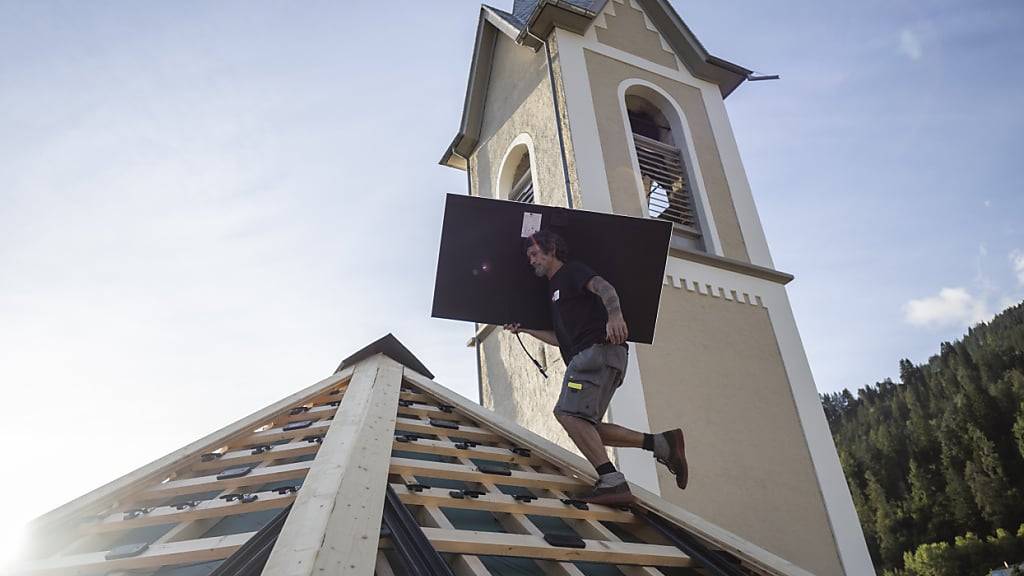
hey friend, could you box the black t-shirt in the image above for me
[548,261,612,363]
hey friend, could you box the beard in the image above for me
[532,264,546,277]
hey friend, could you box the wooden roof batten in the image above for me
[13,338,810,576]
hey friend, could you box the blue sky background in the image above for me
[1,0,1022,561]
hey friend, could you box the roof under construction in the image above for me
[13,334,813,576]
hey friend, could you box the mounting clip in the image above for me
[289,406,310,416]
[429,418,458,430]
[283,420,314,432]
[200,452,223,462]
[122,508,152,520]
[561,498,590,511]
[405,483,430,493]
[512,494,537,503]
[250,444,272,455]
[510,447,532,457]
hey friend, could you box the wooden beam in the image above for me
[393,485,634,524]
[394,417,501,444]
[391,437,541,466]
[191,442,320,472]
[9,532,254,576]
[234,420,332,447]
[421,528,690,567]
[263,354,404,576]
[134,461,310,501]
[397,403,468,424]
[389,457,585,491]
[82,489,296,534]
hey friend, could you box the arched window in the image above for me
[624,86,706,251]
[497,136,536,204]
[508,152,534,203]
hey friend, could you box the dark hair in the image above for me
[526,229,569,262]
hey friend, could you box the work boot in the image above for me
[654,429,688,490]
[577,479,636,506]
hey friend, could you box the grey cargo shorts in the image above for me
[553,343,628,424]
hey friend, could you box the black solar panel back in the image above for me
[432,194,672,343]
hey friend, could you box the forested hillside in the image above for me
[822,300,1024,575]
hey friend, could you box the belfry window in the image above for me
[509,152,534,204]
[626,93,704,249]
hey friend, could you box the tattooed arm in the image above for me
[587,276,629,344]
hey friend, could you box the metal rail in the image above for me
[635,507,752,576]
[382,484,457,576]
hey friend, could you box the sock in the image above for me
[653,433,671,461]
[642,433,654,451]
[596,462,617,476]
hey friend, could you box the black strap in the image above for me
[516,332,548,379]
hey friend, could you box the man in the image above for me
[504,229,688,506]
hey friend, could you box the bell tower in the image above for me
[442,1,874,575]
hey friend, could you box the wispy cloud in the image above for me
[899,28,923,61]
[904,287,990,328]
[1011,250,1024,286]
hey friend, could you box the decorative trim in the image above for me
[663,273,764,307]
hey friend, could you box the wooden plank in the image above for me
[9,532,254,576]
[234,420,332,447]
[393,485,634,523]
[82,489,296,534]
[278,403,338,424]
[135,461,310,501]
[398,403,470,424]
[402,370,810,576]
[389,457,585,491]
[262,354,404,576]
[394,417,500,444]
[191,441,320,472]
[422,528,690,567]
[392,437,541,465]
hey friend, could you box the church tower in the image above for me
[442,2,874,574]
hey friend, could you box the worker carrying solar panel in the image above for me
[502,229,688,506]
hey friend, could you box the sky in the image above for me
[1,0,1022,564]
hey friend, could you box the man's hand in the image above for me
[606,313,628,345]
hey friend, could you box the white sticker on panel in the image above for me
[521,212,542,238]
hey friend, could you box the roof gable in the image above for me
[441,0,751,169]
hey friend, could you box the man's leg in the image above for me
[554,412,613,468]
[594,422,643,448]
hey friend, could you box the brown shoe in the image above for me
[577,481,636,506]
[659,429,688,490]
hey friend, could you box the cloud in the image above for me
[1011,250,1024,286]
[899,29,923,61]
[904,287,990,328]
